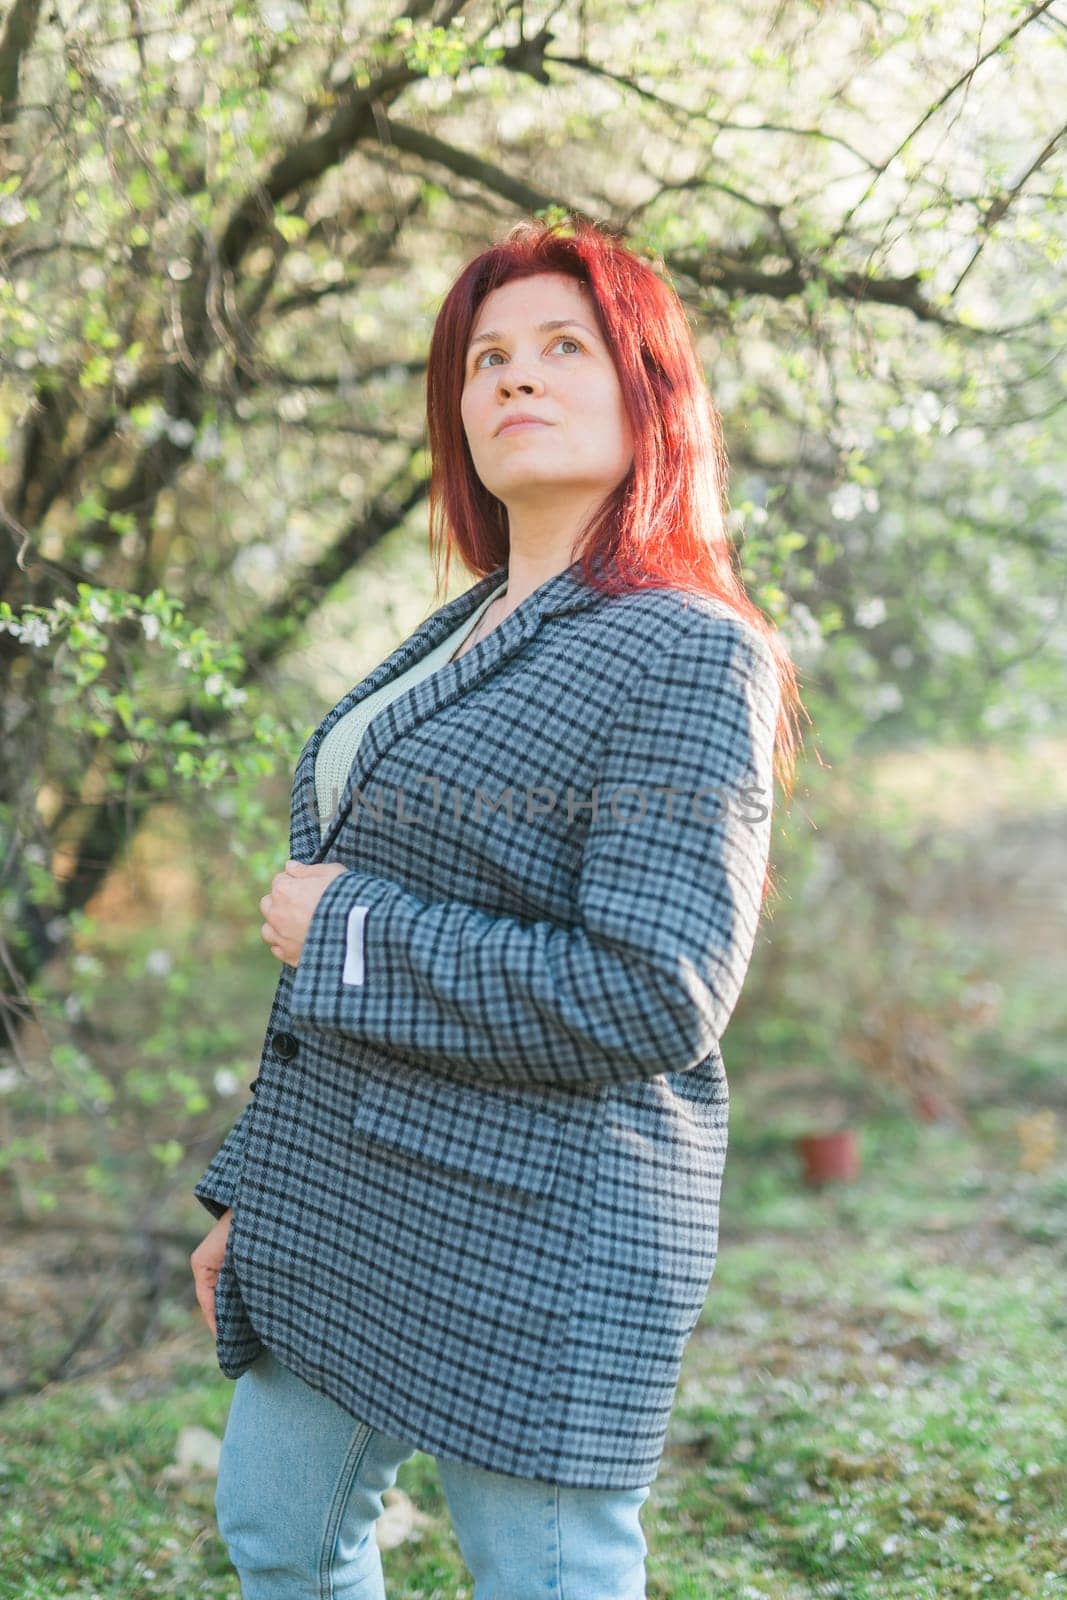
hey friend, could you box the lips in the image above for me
[496,415,551,436]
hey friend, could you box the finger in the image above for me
[193,1269,217,1337]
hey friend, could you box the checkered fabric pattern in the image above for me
[193,557,780,1489]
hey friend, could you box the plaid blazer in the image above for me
[193,556,780,1490]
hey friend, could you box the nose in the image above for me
[496,366,543,399]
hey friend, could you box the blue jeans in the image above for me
[215,1347,652,1599]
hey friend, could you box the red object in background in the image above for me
[913,1089,953,1123]
[795,1129,861,1186]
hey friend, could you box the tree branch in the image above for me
[0,0,42,133]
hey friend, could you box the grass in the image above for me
[652,1110,1066,1599]
[0,1102,1063,1599]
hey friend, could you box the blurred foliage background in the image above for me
[0,0,1064,1593]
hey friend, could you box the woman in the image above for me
[190,215,802,1600]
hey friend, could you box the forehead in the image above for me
[470,272,591,336]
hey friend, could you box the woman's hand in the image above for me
[190,1208,232,1339]
[259,859,350,968]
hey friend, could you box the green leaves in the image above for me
[384,15,505,80]
[273,211,308,243]
[0,583,288,797]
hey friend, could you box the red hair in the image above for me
[424,213,807,814]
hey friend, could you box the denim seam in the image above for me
[318,1420,375,1599]
[554,1482,564,1599]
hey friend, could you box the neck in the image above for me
[499,537,580,614]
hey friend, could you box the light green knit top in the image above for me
[315,581,509,836]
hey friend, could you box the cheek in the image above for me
[589,381,631,448]
[460,390,482,440]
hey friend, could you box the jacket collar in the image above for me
[296,555,607,860]
[435,553,606,628]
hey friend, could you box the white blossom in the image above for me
[194,423,222,462]
[278,391,309,422]
[19,616,51,648]
[912,390,942,434]
[0,196,28,227]
[830,482,879,521]
[262,0,295,28]
[165,417,196,448]
[868,683,903,716]
[130,404,167,443]
[981,700,1015,733]
[855,596,887,628]
[926,615,973,656]
[781,601,825,664]
[233,544,281,584]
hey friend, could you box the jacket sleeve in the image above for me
[286,614,780,1090]
[193,1101,253,1220]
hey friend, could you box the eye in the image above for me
[472,335,585,372]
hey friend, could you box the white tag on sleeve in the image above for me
[342,904,369,986]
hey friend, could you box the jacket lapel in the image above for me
[293,557,606,863]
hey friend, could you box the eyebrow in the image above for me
[466,318,599,356]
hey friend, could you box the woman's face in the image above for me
[460,272,634,514]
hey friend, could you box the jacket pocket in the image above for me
[351,1066,564,1198]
